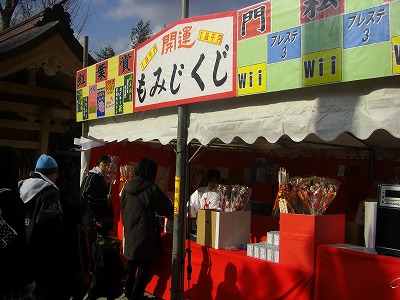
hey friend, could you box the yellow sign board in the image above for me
[303,48,342,86]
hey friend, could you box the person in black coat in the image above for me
[80,155,114,255]
[61,198,91,300]
[18,154,65,300]
[87,217,126,300]
[121,157,174,300]
[0,146,36,299]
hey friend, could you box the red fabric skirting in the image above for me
[147,234,314,300]
[315,244,400,300]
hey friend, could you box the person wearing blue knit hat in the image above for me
[18,154,65,300]
[35,154,58,175]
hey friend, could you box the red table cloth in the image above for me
[147,233,314,300]
[315,244,400,300]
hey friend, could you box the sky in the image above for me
[80,0,262,57]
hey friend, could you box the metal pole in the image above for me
[80,36,90,185]
[182,0,189,19]
[82,36,89,138]
[171,1,189,299]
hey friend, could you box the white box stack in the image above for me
[246,231,280,262]
[259,243,268,260]
[266,230,280,262]
[267,230,280,246]
[246,243,255,257]
[253,242,265,259]
[267,245,279,262]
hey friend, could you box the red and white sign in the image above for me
[134,11,237,111]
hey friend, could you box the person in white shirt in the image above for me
[188,168,221,219]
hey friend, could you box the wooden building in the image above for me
[0,3,95,175]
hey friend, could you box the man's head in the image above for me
[96,155,110,173]
[35,154,58,181]
[206,168,221,191]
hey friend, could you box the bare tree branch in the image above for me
[0,0,91,39]
[0,0,21,30]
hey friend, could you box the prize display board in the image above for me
[76,0,400,122]
[76,12,236,121]
[76,50,135,121]
[237,0,400,95]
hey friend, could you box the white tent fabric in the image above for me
[88,78,400,149]
[87,105,179,145]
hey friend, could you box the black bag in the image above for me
[0,188,18,249]
[0,209,18,249]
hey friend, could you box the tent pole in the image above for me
[171,2,189,300]
[171,108,189,300]
[82,36,89,139]
[80,36,90,185]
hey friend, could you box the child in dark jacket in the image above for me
[87,217,126,300]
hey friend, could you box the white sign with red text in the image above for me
[134,12,236,111]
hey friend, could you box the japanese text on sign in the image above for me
[134,13,236,111]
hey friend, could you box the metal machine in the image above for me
[375,184,400,257]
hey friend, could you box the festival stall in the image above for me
[76,1,400,299]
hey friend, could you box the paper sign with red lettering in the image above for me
[134,11,237,111]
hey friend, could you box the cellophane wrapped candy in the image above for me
[290,176,340,215]
[217,184,230,211]
[106,155,119,185]
[217,184,252,212]
[230,185,252,211]
[119,163,135,194]
[286,177,308,214]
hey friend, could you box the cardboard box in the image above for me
[279,213,345,271]
[345,222,365,246]
[196,210,251,249]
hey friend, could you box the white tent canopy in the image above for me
[87,77,400,158]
